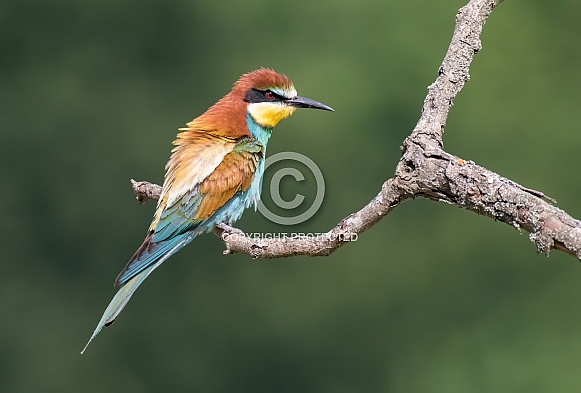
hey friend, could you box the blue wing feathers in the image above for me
[153,190,203,242]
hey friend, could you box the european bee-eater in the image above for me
[81,68,333,353]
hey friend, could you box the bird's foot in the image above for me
[213,223,245,255]
[215,222,245,235]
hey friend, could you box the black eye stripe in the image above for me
[266,90,286,100]
[243,88,286,103]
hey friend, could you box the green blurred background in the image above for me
[3,0,581,391]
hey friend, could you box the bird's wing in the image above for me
[114,136,264,287]
[152,136,263,241]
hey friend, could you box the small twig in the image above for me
[516,184,557,204]
[131,179,161,204]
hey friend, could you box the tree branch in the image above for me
[130,0,581,261]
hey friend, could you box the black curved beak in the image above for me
[285,96,334,111]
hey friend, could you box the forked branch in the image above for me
[130,0,581,261]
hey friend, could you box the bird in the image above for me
[81,68,333,354]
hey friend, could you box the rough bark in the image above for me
[130,0,581,261]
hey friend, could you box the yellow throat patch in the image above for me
[247,102,297,129]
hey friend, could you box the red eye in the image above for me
[265,91,275,100]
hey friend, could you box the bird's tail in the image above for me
[81,233,193,354]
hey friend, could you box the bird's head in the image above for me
[236,68,334,129]
[185,68,333,139]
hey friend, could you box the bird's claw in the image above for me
[214,223,245,236]
[214,223,245,255]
